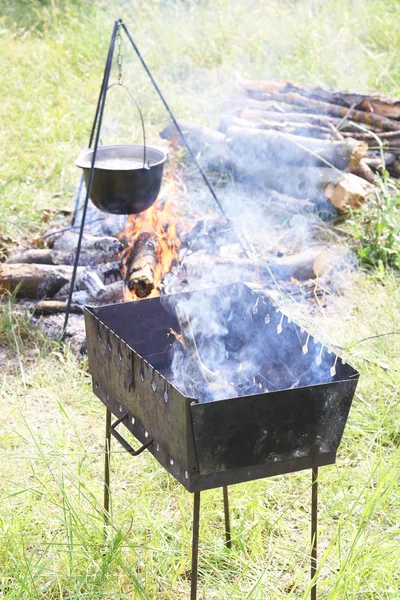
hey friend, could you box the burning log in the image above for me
[124,231,158,298]
[225,126,368,171]
[238,77,400,120]
[0,263,85,299]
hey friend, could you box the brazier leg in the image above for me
[191,491,201,600]
[223,486,232,549]
[311,467,318,600]
[104,408,112,530]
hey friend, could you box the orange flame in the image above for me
[120,170,187,301]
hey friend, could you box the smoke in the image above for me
[163,283,349,403]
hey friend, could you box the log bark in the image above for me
[48,230,123,254]
[33,300,83,315]
[226,126,368,171]
[125,232,158,298]
[238,77,400,120]
[252,91,400,132]
[160,119,374,209]
[354,159,378,183]
[159,120,229,168]
[6,248,120,267]
[236,108,362,131]
[0,264,85,299]
[219,114,332,138]
[238,163,373,210]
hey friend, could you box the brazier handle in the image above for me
[110,414,154,456]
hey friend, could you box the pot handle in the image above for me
[110,413,154,456]
[106,83,148,169]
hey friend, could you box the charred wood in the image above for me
[33,300,83,315]
[6,248,120,267]
[0,263,85,299]
[47,230,123,254]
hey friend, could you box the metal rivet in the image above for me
[156,443,160,452]
[151,380,156,392]
[131,417,135,425]
[170,458,174,466]
[119,404,123,413]
[145,431,149,438]
[106,392,110,402]
[164,389,169,403]
[184,471,189,479]
[108,339,112,351]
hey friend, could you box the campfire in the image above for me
[4,75,400,329]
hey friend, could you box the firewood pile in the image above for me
[2,77,398,348]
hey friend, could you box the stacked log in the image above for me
[225,77,400,169]
[160,119,374,211]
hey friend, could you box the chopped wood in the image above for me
[48,230,123,254]
[354,158,378,183]
[252,91,400,132]
[80,270,106,299]
[0,263,85,299]
[238,77,400,120]
[267,247,332,280]
[125,232,158,298]
[219,114,332,138]
[6,247,120,267]
[226,126,368,171]
[159,120,229,168]
[33,300,83,315]
[160,119,373,209]
[241,164,374,210]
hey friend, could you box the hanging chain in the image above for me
[116,23,123,85]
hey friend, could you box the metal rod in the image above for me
[311,467,318,600]
[223,486,232,549]
[104,408,112,532]
[71,39,112,228]
[191,491,201,600]
[62,19,119,338]
[120,22,249,258]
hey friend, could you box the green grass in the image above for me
[1,1,400,598]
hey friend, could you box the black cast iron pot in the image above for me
[76,144,167,214]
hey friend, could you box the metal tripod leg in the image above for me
[223,486,232,549]
[311,467,318,600]
[104,408,112,532]
[191,492,201,600]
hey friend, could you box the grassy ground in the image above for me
[1,1,400,598]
